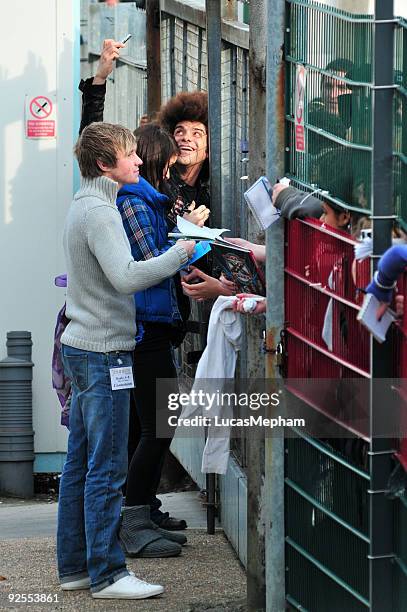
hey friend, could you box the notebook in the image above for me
[243,176,280,230]
[357,293,396,343]
[180,240,212,269]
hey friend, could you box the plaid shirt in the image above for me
[117,194,181,323]
[118,196,173,262]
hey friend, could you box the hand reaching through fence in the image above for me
[365,244,407,319]
[232,293,267,315]
[226,238,266,263]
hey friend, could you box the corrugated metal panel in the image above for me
[88,3,146,66]
[170,432,206,491]
[83,2,147,129]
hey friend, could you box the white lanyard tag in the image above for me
[109,366,134,390]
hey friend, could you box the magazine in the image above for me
[169,216,266,295]
[210,241,266,295]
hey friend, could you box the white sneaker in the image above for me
[92,575,164,600]
[61,571,135,592]
[61,576,91,591]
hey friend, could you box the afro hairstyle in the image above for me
[159,91,208,134]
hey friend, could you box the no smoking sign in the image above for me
[26,94,56,139]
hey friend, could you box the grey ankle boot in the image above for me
[119,505,182,558]
[153,525,187,546]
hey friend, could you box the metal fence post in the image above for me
[146,0,161,113]
[264,1,286,611]
[246,1,267,609]
[206,0,222,229]
[369,1,395,610]
[205,0,223,535]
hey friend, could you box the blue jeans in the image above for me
[57,345,132,593]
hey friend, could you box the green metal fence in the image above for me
[286,1,407,226]
[393,493,407,610]
[285,0,377,215]
[284,1,407,610]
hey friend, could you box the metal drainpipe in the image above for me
[0,332,35,498]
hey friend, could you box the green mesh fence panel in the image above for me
[284,2,405,610]
[285,0,374,214]
[286,543,369,611]
[392,566,407,612]
[392,493,407,610]
[285,434,370,608]
[286,486,369,599]
[286,1,407,225]
[286,434,369,535]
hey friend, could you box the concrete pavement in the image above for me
[0,491,212,539]
[0,492,245,611]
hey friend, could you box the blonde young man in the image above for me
[58,122,194,599]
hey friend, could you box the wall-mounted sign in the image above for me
[26,94,56,138]
[294,65,306,153]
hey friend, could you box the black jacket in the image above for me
[78,78,106,134]
[274,186,323,220]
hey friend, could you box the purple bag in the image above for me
[52,275,71,428]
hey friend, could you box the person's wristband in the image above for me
[366,278,393,303]
[374,270,397,290]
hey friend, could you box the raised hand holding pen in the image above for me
[93,39,126,85]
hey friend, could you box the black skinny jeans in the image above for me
[125,335,177,507]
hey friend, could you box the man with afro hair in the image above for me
[158,91,210,211]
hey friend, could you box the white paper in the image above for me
[357,293,396,343]
[109,366,135,390]
[244,176,280,230]
[176,215,230,241]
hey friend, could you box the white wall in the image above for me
[0,1,79,468]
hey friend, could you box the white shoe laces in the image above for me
[126,575,152,587]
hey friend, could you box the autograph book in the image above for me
[169,217,266,295]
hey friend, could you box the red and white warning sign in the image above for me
[294,65,306,153]
[26,95,56,138]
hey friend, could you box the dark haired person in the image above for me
[159,90,209,209]
[116,123,207,553]
[58,121,194,599]
[308,58,353,154]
